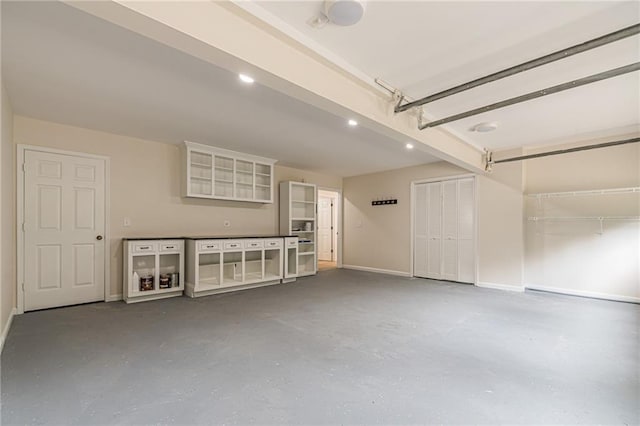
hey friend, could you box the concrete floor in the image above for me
[2,269,638,425]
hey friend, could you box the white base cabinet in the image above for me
[185,237,297,298]
[123,239,185,303]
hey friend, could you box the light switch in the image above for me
[123,217,131,227]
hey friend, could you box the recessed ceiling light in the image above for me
[470,122,498,133]
[239,74,254,84]
[406,143,414,150]
[348,119,358,127]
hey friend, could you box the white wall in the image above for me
[13,115,342,300]
[1,83,16,341]
[343,160,525,289]
[476,151,525,290]
[524,139,640,301]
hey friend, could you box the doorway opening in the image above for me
[317,189,340,271]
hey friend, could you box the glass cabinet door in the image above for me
[214,156,234,198]
[255,163,272,202]
[189,151,213,196]
[235,160,254,200]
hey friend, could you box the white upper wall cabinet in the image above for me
[182,141,277,203]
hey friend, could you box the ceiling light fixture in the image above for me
[324,0,365,26]
[406,143,414,150]
[348,119,358,127]
[238,74,254,84]
[470,122,498,133]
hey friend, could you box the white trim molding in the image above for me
[476,281,525,292]
[342,264,411,277]
[1,308,17,353]
[106,294,123,302]
[526,284,640,304]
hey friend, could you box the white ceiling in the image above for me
[251,1,640,150]
[1,1,440,178]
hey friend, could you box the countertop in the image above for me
[123,235,296,241]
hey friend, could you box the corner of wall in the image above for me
[1,80,17,337]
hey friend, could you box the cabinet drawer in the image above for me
[244,240,264,249]
[160,241,183,252]
[132,242,156,253]
[264,239,282,248]
[286,238,298,247]
[223,241,243,251]
[199,241,221,251]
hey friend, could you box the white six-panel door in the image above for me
[414,177,475,283]
[23,150,106,311]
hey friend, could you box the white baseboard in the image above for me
[1,308,17,353]
[342,264,411,277]
[525,284,640,304]
[476,281,525,292]
[106,293,123,302]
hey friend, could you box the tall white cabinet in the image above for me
[413,177,475,283]
[280,181,317,276]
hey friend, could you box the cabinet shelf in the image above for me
[280,181,317,277]
[191,162,212,168]
[191,176,212,182]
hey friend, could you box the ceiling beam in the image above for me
[396,23,640,113]
[63,0,485,172]
[419,62,640,129]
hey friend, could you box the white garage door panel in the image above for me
[24,150,106,311]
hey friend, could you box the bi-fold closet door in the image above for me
[414,177,475,283]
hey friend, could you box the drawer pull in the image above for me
[139,246,151,250]
[165,246,175,250]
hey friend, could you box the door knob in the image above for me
[96,235,103,241]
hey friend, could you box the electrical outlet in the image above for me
[224,220,231,227]
[123,217,131,227]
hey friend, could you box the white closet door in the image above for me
[441,180,458,281]
[457,178,475,283]
[426,182,442,279]
[413,184,428,277]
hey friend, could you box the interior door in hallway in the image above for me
[23,149,106,311]
[317,196,333,261]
